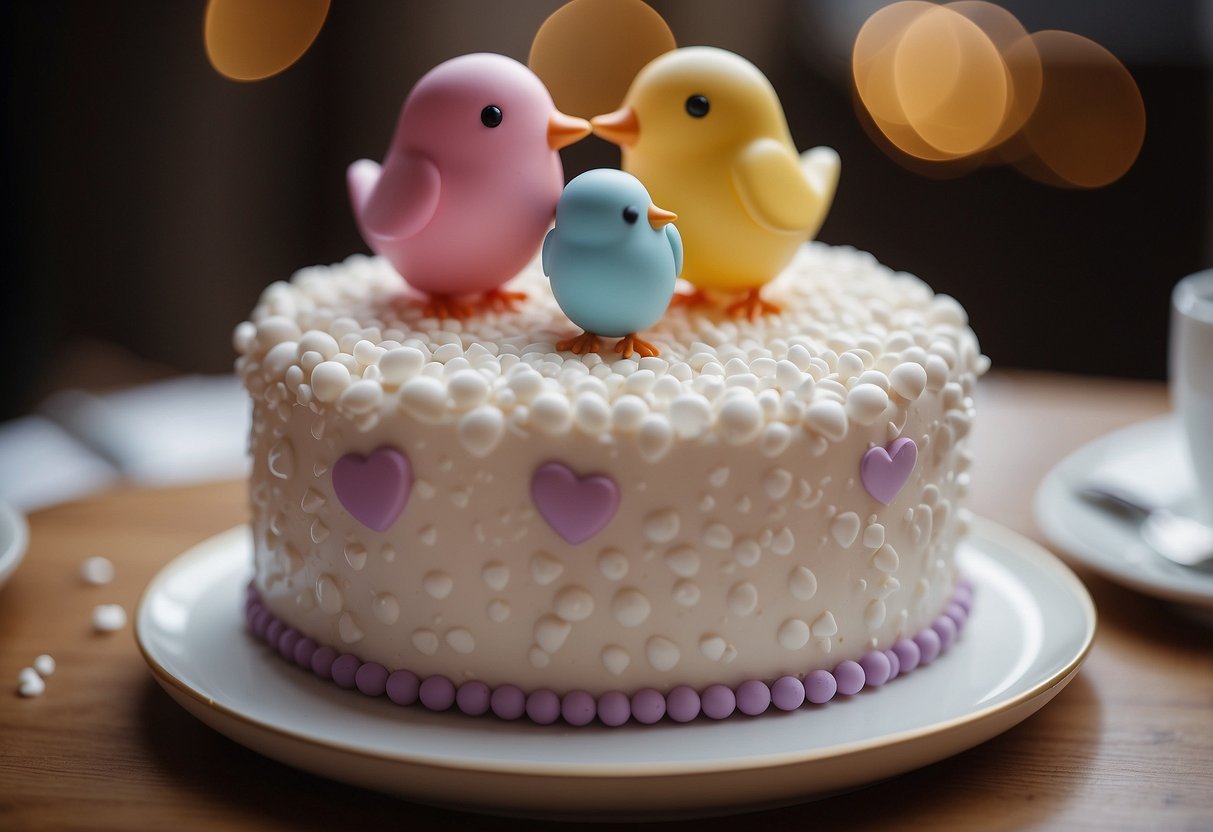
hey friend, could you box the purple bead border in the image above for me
[245,578,974,727]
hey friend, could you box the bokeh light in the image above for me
[852,1,1144,188]
[529,0,676,119]
[204,0,330,82]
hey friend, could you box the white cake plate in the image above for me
[0,499,29,591]
[1035,414,1213,609]
[136,518,1094,820]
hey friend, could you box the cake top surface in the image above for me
[235,243,985,453]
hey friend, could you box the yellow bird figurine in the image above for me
[592,46,840,319]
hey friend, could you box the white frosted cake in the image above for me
[235,242,985,725]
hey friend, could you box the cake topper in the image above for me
[348,53,591,320]
[592,47,840,319]
[543,169,681,358]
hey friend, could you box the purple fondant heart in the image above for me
[531,462,620,545]
[861,437,918,505]
[332,446,412,532]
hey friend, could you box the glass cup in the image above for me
[1170,269,1213,520]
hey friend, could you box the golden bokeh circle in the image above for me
[204,0,330,82]
[528,0,676,119]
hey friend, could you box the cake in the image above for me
[234,241,986,726]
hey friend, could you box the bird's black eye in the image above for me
[622,205,640,224]
[685,94,710,118]
[480,105,503,128]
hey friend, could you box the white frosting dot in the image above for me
[423,571,454,599]
[445,628,475,654]
[890,362,928,400]
[645,636,681,671]
[528,647,551,669]
[338,612,364,644]
[778,618,811,650]
[672,579,700,607]
[638,415,674,462]
[315,575,343,614]
[601,645,630,676]
[699,634,727,662]
[530,552,564,586]
[703,523,733,550]
[33,655,56,677]
[338,379,382,415]
[846,383,890,426]
[458,406,505,457]
[733,539,761,567]
[531,393,572,434]
[399,376,447,422]
[804,400,848,441]
[763,469,794,500]
[863,523,886,549]
[643,509,680,543]
[534,615,572,653]
[412,629,439,655]
[811,611,838,637]
[311,361,351,403]
[487,599,511,623]
[612,587,651,627]
[866,599,888,628]
[771,527,795,555]
[789,566,818,600]
[663,545,700,577]
[371,593,399,625]
[718,396,763,444]
[669,394,711,438]
[597,549,628,581]
[874,544,900,572]
[728,581,759,616]
[380,347,426,385]
[482,561,509,591]
[831,512,861,548]
[555,586,595,621]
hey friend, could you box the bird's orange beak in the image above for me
[647,203,677,229]
[591,106,639,147]
[548,111,592,150]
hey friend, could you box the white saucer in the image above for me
[0,500,28,591]
[136,519,1094,820]
[1035,415,1213,609]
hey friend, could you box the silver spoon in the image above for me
[1078,482,1213,568]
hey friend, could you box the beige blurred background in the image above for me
[1,0,1210,417]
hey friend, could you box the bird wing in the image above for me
[355,151,441,242]
[799,146,841,238]
[541,227,554,277]
[732,138,833,235]
[665,223,683,276]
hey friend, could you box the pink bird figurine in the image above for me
[348,53,591,320]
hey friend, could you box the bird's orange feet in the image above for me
[557,331,604,355]
[420,293,474,320]
[478,288,528,313]
[669,288,713,310]
[725,289,781,320]
[613,333,660,359]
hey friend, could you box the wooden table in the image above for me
[2,371,1210,830]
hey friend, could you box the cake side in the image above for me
[235,242,986,696]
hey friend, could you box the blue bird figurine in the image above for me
[543,169,682,358]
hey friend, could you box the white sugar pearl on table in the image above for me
[80,556,114,585]
[92,604,127,633]
[17,667,44,698]
[33,654,55,677]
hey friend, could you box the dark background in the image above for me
[2,0,1210,420]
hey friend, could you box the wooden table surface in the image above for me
[2,370,1210,830]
